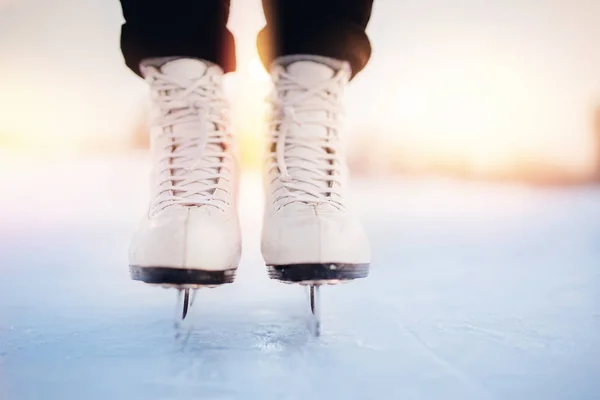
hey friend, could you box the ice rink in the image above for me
[1,155,599,399]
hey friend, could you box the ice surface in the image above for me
[0,154,599,400]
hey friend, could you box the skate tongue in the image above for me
[286,61,335,86]
[160,58,209,81]
[281,61,338,134]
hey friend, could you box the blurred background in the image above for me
[2,0,600,183]
[1,1,599,399]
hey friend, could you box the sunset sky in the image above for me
[1,0,600,173]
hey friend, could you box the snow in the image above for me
[1,154,599,400]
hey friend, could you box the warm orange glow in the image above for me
[347,54,596,177]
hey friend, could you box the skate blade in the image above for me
[308,285,321,337]
[175,288,196,323]
[267,263,369,285]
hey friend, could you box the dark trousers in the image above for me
[119,0,374,79]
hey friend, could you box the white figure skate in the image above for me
[261,56,371,335]
[128,58,241,319]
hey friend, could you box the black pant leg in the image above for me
[257,0,374,78]
[120,0,236,76]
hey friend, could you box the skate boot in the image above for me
[261,56,371,332]
[128,58,241,317]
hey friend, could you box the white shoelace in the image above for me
[146,68,232,214]
[268,68,347,209]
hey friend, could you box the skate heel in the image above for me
[130,265,237,321]
[267,263,369,284]
[129,265,237,288]
[267,263,369,337]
